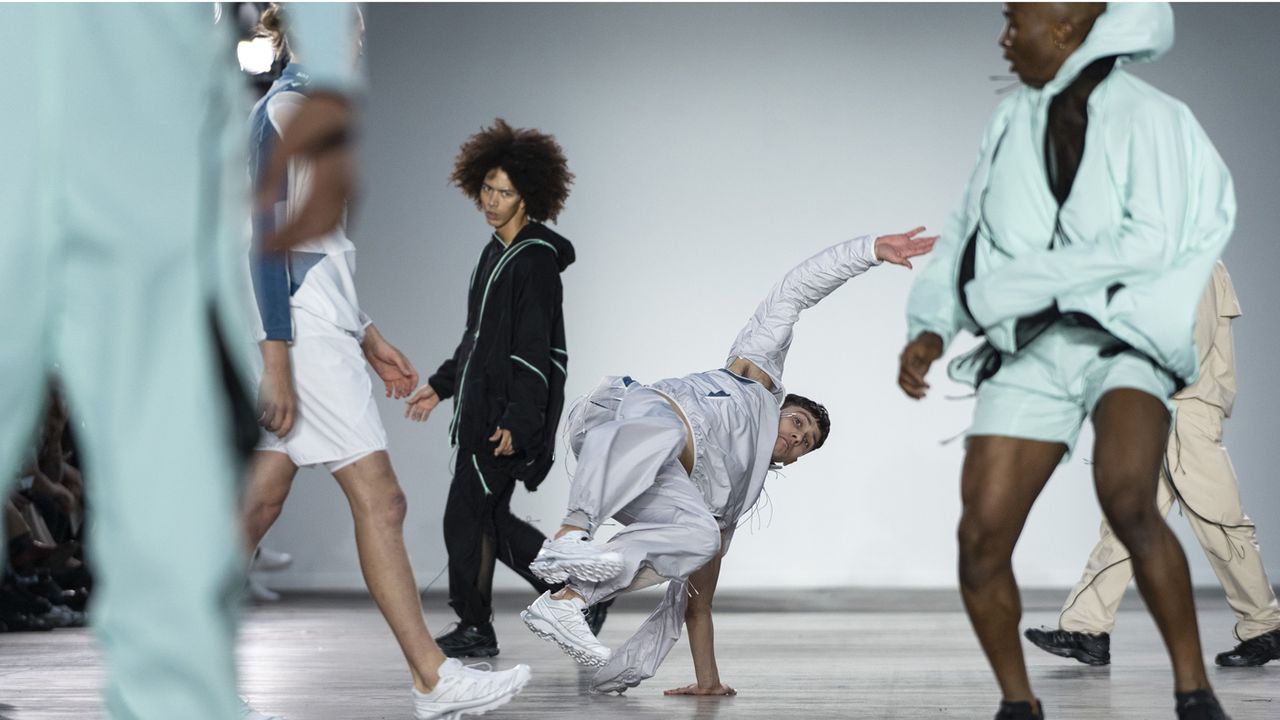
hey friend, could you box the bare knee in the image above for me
[957,514,1014,592]
[1099,494,1164,554]
[338,455,409,529]
[1095,465,1164,554]
[245,498,286,538]
[369,487,408,528]
[345,477,408,530]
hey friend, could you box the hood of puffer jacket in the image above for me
[1042,2,1174,96]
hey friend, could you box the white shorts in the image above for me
[255,308,388,473]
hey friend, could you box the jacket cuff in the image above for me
[498,409,537,451]
[427,375,453,400]
[859,234,885,266]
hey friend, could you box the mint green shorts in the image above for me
[968,323,1176,457]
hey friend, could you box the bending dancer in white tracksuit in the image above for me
[519,227,936,694]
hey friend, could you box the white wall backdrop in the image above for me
[261,3,1280,591]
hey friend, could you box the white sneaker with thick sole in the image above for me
[246,575,282,603]
[252,547,294,572]
[528,532,625,584]
[412,658,531,719]
[521,591,612,667]
[238,697,285,720]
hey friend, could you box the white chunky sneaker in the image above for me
[246,575,282,603]
[412,658,531,719]
[528,531,625,584]
[521,591,612,667]
[238,697,285,720]
[252,547,293,572]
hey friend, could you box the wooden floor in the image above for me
[1,589,1275,719]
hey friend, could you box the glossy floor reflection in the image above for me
[1,588,1275,719]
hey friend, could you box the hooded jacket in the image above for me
[906,3,1234,390]
[427,223,575,491]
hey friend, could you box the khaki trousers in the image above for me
[1060,399,1280,641]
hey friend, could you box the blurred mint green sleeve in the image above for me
[286,2,364,93]
[964,105,1235,330]
[904,189,969,351]
[904,97,1014,351]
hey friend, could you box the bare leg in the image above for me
[333,451,446,691]
[958,435,1065,705]
[241,451,298,553]
[1091,389,1209,693]
[555,524,587,539]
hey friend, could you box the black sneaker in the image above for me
[995,699,1044,719]
[1214,627,1280,667]
[434,623,498,658]
[583,598,613,637]
[1175,689,1230,720]
[1023,626,1110,666]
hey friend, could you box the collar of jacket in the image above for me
[490,222,577,272]
[1038,2,1173,99]
[278,63,310,85]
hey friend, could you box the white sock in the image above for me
[558,529,589,543]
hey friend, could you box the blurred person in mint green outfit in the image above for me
[0,4,358,718]
[898,4,1235,719]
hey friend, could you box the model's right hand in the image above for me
[405,383,440,422]
[898,332,944,400]
[258,341,297,437]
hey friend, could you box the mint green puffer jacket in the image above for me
[907,2,1234,389]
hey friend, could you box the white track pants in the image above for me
[563,388,721,606]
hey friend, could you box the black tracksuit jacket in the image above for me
[427,223,574,491]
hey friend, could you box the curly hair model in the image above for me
[407,118,581,659]
[450,118,574,226]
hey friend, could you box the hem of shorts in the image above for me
[255,443,388,471]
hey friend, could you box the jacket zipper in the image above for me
[448,238,559,445]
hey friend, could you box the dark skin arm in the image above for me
[898,332,944,399]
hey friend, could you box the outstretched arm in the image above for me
[727,229,937,390]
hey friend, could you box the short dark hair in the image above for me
[450,118,574,223]
[783,393,830,450]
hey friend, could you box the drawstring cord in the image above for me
[991,74,1021,95]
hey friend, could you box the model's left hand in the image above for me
[664,683,737,697]
[874,226,938,269]
[363,329,419,399]
[489,427,515,457]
